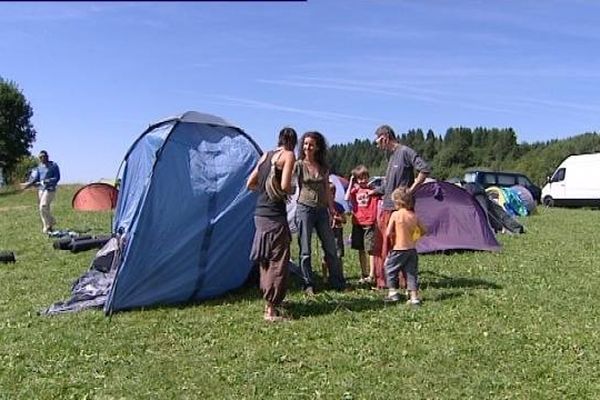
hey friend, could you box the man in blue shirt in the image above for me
[20,150,61,233]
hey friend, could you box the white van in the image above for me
[541,152,600,207]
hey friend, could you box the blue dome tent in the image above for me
[44,112,262,315]
[106,111,261,313]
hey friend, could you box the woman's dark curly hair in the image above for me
[298,131,329,171]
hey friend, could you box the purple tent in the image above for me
[414,181,501,253]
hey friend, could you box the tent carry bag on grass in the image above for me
[44,112,261,315]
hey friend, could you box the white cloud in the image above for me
[202,95,381,123]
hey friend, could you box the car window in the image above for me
[463,172,476,183]
[483,173,496,185]
[369,177,384,187]
[497,174,516,186]
[517,176,531,186]
[551,168,565,182]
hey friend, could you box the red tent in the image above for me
[72,183,118,211]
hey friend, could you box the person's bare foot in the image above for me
[263,305,290,322]
[263,314,289,322]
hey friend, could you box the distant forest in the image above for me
[328,128,600,186]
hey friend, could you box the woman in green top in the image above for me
[294,131,346,294]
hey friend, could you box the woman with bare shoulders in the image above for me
[246,127,297,322]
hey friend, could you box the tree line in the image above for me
[328,128,600,186]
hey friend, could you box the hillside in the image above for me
[329,130,600,185]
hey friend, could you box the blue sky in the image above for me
[1,0,599,183]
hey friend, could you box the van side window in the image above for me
[497,174,516,186]
[551,168,565,182]
[517,176,531,186]
[483,173,496,185]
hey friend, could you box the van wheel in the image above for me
[543,196,554,207]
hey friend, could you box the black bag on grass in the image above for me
[0,251,16,263]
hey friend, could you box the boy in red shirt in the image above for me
[345,165,379,284]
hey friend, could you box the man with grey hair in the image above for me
[370,125,431,291]
[20,150,61,233]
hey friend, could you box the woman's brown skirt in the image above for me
[250,215,290,306]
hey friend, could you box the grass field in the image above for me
[1,185,599,399]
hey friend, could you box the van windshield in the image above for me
[551,168,565,182]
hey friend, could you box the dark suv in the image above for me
[463,170,541,203]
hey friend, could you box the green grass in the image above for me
[1,185,599,399]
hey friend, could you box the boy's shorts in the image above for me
[351,224,375,255]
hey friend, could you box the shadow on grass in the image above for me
[97,274,372,318]
[183,268,503,315]
[284,295,384,319]
[184,280,385,319]
[420,270,502,291]
[104,269,501,316]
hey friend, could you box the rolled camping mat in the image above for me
[53,238,73,250]
[53,235,93,250]
[69,236,111,253]
[72,235,93,242]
